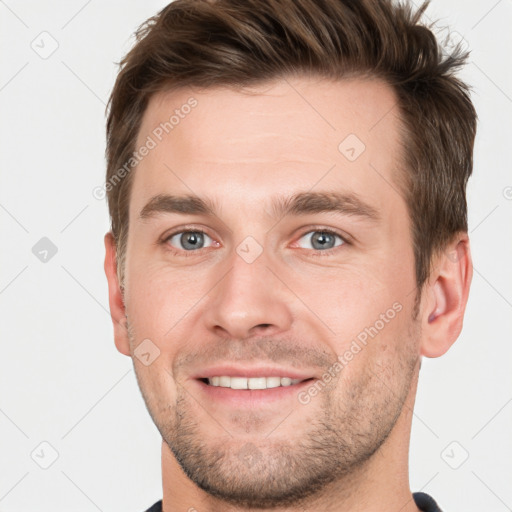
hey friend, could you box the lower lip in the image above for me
[192,378,316,406]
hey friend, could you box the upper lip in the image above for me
[190,365,315,381]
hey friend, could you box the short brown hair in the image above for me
[105,0,477,291]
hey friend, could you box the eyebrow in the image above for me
[139,191,380,222]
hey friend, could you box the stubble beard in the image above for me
[127,318,420,509]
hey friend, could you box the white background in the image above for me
[0,1,511,511]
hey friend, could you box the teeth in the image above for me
[207,376,302,389]
[248,377,266,390]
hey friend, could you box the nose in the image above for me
[202,248,293,340]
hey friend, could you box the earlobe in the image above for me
[104,232,131,357]
[420,235,473,358]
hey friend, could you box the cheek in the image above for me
[333,309,418,407]
[132,358,179,426]
[125,261,207,341]
[310,268,413,376]
[290,261,408,339]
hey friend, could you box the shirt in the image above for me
[143,491,443,511]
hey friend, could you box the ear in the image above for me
[104,232,131,356]
[420,234,473,358]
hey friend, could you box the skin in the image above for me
[104,76,472,512]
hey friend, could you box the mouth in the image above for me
[190,365,318,406]
[198,376,315,390]
[193,374,317,407]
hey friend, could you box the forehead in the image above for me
[131,76,404,219]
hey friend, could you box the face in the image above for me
[120,76,421,507]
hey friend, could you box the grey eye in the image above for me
[297,231,344,251]
[168,231,213,251]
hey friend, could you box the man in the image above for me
[103,0,476,510]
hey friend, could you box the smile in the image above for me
[204,376,306,389]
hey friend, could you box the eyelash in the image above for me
[161,226,348,257]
